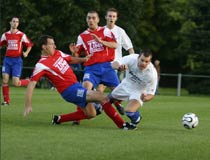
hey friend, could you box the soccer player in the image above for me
[97,8,135,110]
[24,35,133,130]
[0,17,33,106]
[110,50,158,129]
[62,10,126,125]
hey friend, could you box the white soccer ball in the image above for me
[182,113,199,129]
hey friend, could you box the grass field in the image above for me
[1,87,210,160]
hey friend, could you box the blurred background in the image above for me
[0,0,210,95]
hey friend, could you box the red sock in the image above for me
[114,100,122,106]
[2,84,10,103]
[19,79,30,86]
[102,101,124,128]
[59,108,88,123]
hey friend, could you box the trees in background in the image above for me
[0,0,209,94]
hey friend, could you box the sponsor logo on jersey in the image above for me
[7,40,18,50]
[53,57,69,74]
[87,40,104,53]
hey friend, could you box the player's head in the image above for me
[105,8,118,26]
[154,60,160,66]
[10,17,19,30]
[86,10,99,30]
[138,50,152,70]
[38,35,56,55]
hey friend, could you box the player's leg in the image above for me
[97,84,106,92]
[1,57,11,105]
[85,90,127,129]
[71,70,99,125]
[11,58,29,87]
[52,83,96,124]
[125,99,142,128]
[1,73,10,105]
[101,64,125,115]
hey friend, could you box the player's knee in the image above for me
[86,113,97,119]
[12,81,20,86]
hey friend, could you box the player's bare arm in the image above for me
[128,48,135,54]
[111,61,127,71]
[23,47,32,58]
[70,55,92,64]
[24,81,37,116]
[90,33,117,49]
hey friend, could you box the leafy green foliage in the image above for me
[1,0,209,94]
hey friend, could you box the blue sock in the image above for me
[125,111,141,124]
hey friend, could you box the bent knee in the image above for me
[86,114,96,119]
[12,82,20,87]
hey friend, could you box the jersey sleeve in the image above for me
[121,29,133,50]
[30,63,48,82]
[59,50,72,63]
[145,68,158,95]
[76,35,88,55]
[21,34,33,47]
[104,28,116,42]
[0,33,7,46]
[120,54,138,65]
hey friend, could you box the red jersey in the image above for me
[31,50,78,93]
[76,27,116,66]
[0,30,33,57]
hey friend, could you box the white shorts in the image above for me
[111,82,144,106]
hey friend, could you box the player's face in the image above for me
[86,13,99,30]
[44,38,56,56]
[137,54,151,70]
[10,18,19,29]
[105,11,118,26]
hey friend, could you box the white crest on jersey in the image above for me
[53,57,70,74]
[87,39,104,53]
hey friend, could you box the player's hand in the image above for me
[118,64,128,71]
[69,43,79,56]
[90,34,102,43]
[85,54,92,61]
[141,93,147,102]
[24,106,32,117]
[23,51,29,58]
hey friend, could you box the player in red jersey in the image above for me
[54,11,125,125]
[24,35,134,130]
[0,17,33,106]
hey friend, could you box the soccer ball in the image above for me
[182,113,199,129]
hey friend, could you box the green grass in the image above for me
[1,87,210,160]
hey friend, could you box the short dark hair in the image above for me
[106,8,118,15]
[106,8,118,16]
[38,35,53,49]
[87,10,99,17]
[139,49,153,58]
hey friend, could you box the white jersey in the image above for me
[105,25,133,61]
[111,54,157,106]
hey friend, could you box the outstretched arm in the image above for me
[24,80,37,116]
[70,54,91,64]
[111,61,128,71]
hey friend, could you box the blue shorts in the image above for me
[83,62,120,88]
[61,82,87,108]
[2,57,23,77]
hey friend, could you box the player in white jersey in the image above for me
[110,50,158,129]
[105,8,134,62]
[96,8,135,115]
